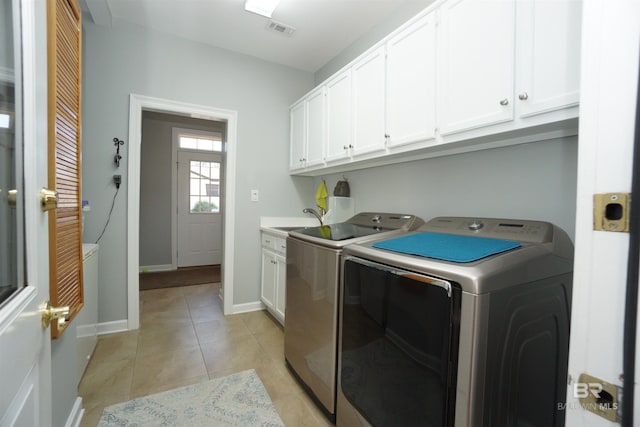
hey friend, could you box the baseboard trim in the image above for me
[64,397,84,427]
[139,264,174,273]
[76,324,97,338]
[97,304,264,333]
[232,301,265,314]
[96,320,129,335]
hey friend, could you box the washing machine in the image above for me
[337,216,574,427]
[284,212,424,422]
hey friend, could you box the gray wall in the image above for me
[81,17,315,322]
[315,137,578,241]
[314,0,435,84]
[139,111,226,267]
[0,0,13,70]
[51,323,78,427]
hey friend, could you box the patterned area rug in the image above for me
[98,369,284,427]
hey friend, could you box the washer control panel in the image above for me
[348,212,424,231]
[424,217,555,243]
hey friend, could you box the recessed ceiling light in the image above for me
[244,0,280,18]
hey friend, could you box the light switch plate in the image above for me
[251,189,259,202]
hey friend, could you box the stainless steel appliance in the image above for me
[284,212,424,422]
[337,217,574,427]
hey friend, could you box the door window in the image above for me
[0,0,25,307]
[189,160,220,213]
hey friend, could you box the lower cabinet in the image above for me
[260,232,286,325]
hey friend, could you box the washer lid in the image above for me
[372,232,522,263]
[293,223,393,241]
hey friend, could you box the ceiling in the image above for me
[79,0,415,73]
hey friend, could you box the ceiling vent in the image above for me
[266,20,296,37]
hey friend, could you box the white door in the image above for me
[515,0,582,118]
[386,10,437,148]
[289,100,305,170]
[351,45,387,156]
[0,0,52,425]
[325,69,352,162]
[566,1,639,426]
[438,0,515,135]
[177,150,222,267]
[305,86,325,168]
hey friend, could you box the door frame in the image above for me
[171,127,224,270]
[128,94,238,327]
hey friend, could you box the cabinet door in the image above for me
[352,45,387,156]
[515,0,582,117]
[438,0,515,135]
[386,11,437,148]
[305,87,325,167]
[261,250,277,310]
[326,70,352,162]
[289,100,306,170]
[275,255,287,323]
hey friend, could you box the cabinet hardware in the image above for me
[40,188,58,211]
[41,301,70,331]
[343,145,348,150]
[499,98,509,106]
[384,134,390,138]
[7,189,17,208]
[518,92,529,100]
[348,144,354,148]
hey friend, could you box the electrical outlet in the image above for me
[113,174,122,188]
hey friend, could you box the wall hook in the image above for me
[113,137,124,167]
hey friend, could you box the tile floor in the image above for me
[78,282,333,426]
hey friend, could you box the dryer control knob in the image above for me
[468,220,484,231]
[371,215,382,223]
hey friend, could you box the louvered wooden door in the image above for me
[47,0,83,339]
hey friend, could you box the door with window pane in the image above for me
[177,150,222,267]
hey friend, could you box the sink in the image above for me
[273,226,305,231]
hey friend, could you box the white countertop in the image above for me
[260,216,319,237]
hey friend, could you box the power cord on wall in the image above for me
[95,176,121,244]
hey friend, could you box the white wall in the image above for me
[81,17,315,322]
[315,137,578,241]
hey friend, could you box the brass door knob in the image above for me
[40,188,58,211]
[8,189,17,208]
[41,301,70,331]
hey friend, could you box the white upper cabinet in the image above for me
[289,0,581,176]
[289,87,325,170]
[351,45,387,156]
[386,11,437,148]
[326,70,353,162]
[438,0,516,136]
[515,0,582,118]
[305,87,325,168]
[289,100,306,170]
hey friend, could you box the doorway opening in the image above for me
[128,94,238,329]
[138,115,225,291]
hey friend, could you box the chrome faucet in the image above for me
[303,207,325,226]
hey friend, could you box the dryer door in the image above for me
[339,257,461,427]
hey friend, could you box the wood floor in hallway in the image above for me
[78,282,333,426]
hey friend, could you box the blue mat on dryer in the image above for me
[372,232,522,263]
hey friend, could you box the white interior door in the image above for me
[566,2,639,426]
[177,150,222,267]
[0,1,52,425]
